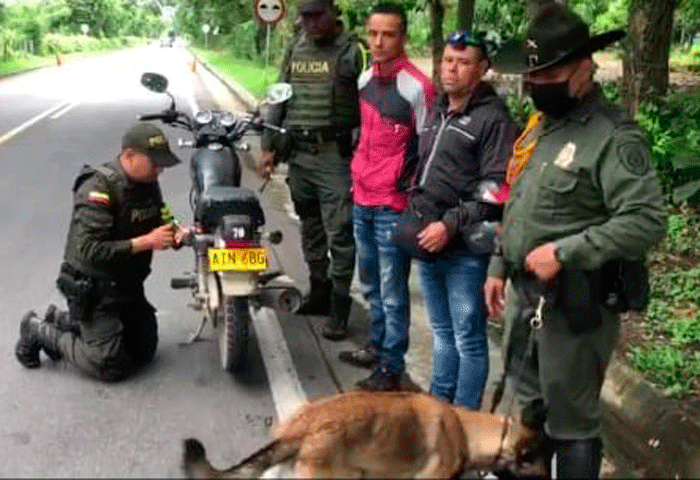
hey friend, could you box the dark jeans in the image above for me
[418,251,488,409]
[353,205,410,373]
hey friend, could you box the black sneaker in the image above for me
[338,345,378,369]
[356,366,401,392]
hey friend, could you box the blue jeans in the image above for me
[353,206,410,373]
[418,251,489,409]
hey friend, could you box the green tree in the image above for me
[676,0,700,46]
[623,0,678,114]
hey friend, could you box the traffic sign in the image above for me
[254,0,286,26]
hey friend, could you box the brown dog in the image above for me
[182,391,545,478]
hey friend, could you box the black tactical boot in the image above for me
[44,304,80,335]
[555,437,603,479]
[15,312,63,368]
[356,366,401,392]
[296,277,332,315]
[322,292,351,341]
[16,311,42,368]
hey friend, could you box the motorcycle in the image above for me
[138,72,301,373]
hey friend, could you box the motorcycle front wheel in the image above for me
[217,295,250,372]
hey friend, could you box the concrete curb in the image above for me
[189,51,258,111]
[196,54,700,479]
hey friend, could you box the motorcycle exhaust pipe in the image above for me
[256,286,303,313]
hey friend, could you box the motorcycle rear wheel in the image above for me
[217,295,250,372]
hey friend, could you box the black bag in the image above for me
[393,202,440,262]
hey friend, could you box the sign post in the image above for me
[201,23,210,49]
[253,0,286,71]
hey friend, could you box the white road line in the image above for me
[49,102,78,119]
[0,101,71,146]
[250,306,308,421]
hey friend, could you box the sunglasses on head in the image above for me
[446,30,485,49]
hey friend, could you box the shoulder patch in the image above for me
[87,191,110,205]
[617,141,651,176]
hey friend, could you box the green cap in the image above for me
[121,122,181,168]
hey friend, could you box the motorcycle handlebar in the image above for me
[137,113,166,121]
[137,111,183,125]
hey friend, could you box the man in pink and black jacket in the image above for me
[338,2,436,391]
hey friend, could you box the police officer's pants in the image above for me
[287,148,355,296]
[57,293,158,382]
[500,279,620,440]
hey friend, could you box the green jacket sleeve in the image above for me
[71,173,132,264]
[555,126,667,269]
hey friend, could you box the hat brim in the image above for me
[299,1,331,14]
[491,30,624,74]
[150,150,181,168]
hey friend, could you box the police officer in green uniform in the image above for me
[259,0,366,340]
[16,123,184,382]
[484,5,666,478]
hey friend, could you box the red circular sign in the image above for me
[254,0,286,25]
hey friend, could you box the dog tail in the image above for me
[182,437,298,479]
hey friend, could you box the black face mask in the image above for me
[524,80,579,119]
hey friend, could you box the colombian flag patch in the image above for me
[88,191,110,205]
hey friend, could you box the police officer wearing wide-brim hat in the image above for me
[484,4,666,478]
[16,122,185,382]
[259,0,366,340]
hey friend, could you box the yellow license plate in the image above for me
[208,248,268,272]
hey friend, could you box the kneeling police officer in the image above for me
[16,123,186,382]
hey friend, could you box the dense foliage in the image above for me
[0,0,163,60]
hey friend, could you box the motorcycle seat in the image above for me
[195,185,265,230]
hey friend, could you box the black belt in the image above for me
[61,262,143,295]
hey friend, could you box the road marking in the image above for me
[0,101,71,146]
[50,102,78,119]
[250,306,308,421]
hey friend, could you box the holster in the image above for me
[56,266,96,325]
[555,268,603,334]
[601,259,650,312]
[555,259,650,334]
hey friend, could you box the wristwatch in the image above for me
[554,244,564,263]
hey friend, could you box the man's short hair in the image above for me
[368,2,407,35]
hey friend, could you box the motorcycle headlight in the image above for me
[195,110,213,125]
[220,112,236,128]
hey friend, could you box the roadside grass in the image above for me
[629,205,700,397]
[193,49,278,98]
[0,55,56,76]
[670,45,700,73]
